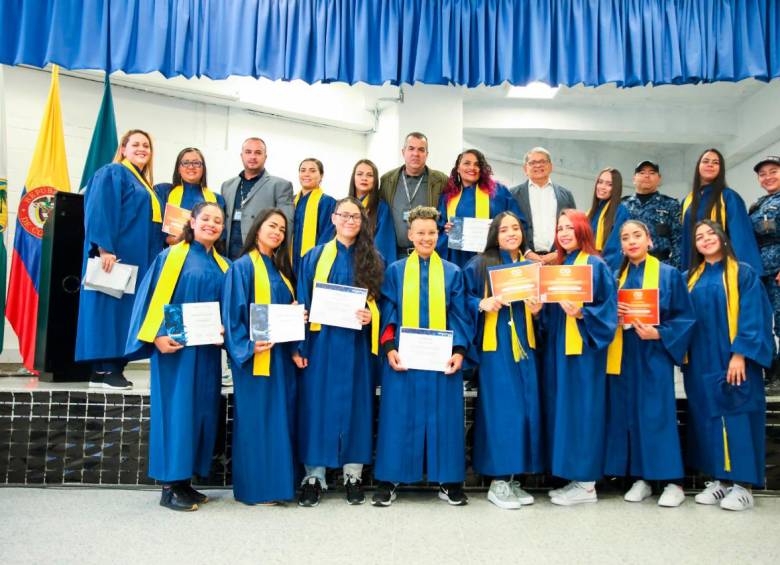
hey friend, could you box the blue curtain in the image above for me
[1,0,778,87]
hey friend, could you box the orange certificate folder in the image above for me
[539,265,593,303]
[162,203,192,237]
[618,288,660,325]
[488,263,540,302]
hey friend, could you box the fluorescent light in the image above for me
[507,82,559,99]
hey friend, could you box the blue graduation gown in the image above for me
[76,163,164,362]
[222,253,297,503]
[124,241,227,482]
[683,261,772,486]
[436,184,526,268]
[374,256,472,484]
[604,260,695,480]
[360,195,397,266]
[463,253,544,477]
[292,190,337,275]
[590,200,629,273]
[541,251,618,481]
[680,186,764,275]
[296,241,374,468]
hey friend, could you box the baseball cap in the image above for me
[753,156,780,173]
[634,160,660,174]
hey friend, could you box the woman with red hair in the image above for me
[538,209,618,506]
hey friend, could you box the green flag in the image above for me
[79,73,118,190]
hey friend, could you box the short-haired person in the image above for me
[290,158,337,275]
[603,220,695,507]
[372,206,473,507]
[683,220,772,511]
[680,148,763,275]
[586,168,630,272]
[437,149,525,268]
[539,210,618,506]
[379,132,448,257]
[125,202,230,511]
[623,160,682,269]
[293,197,384,507]
[509,147,576,264]
[222,137,294,261]
[349,159,397,265]
[748,156,780,390]
[463,212,543,509]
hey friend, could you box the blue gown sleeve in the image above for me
[462,255,485,324]
[316,196,337,244]
[295,246,324,358]
[601,204,630,272]
[731,263,774,367]
[154,182,173,204]
[124,250,169,360]
[447,265,472,351]
[577,257,619,350]
[374,201,398,265]
[84,165,127,256]
[221,260,256,365]
[656,266,696,365]
[379,261,402,350]
[724,189,765,276]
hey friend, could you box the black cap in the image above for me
[634,160,660,174]
[753,156,780,173]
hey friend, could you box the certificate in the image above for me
[618,288,660,325]
[448,217,492,253]
[488,263,540,302]
[163,302,223,346]
[308,282,368,330]
[250,303,306,343]
[539,265,593,303]
[398,327,454,372]
[83,257,139,298]
[162,203,191,237]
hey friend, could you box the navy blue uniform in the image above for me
[749,192,780,356]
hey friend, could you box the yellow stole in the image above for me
[137,242,229,342]
[168,184,218,207]
[121,159,162,223]
[594,201,610,251]
[482,255,535,362]
[308,239,379,355]
[681,191,728,231]
[447,185,490,221]
[606,255,660,375]
[564,251,591,356]
[250,249,295,376]
[293,187,324,258]
[402,251,446,330]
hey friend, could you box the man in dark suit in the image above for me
[222,137,294,261]
[509,147,576,264]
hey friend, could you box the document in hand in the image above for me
[447,217,492,253]
[162,203,191,237]
[488,262,540,302]
[308,282,368,330]
[539,265,593,303]
[250,303,306,343]
[163,302,223,346]
[618,288,660,325]
[83,257,139,298]
[398,327,454,372]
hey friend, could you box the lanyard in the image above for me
[402,170,424,204]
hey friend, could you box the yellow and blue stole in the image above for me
[402,250,447,330]
[292,187,324,258]
[564,251,591,356]
[121,159,162,223]
[167,184,218,207]
[446,185,490,221]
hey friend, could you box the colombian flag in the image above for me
[6,66,70,371]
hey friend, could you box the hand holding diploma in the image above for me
[254,341,274,353]
[444,352,464,375]
[525,296,542,316]
[479,295,509,312]
[356,307,372,326]
[99,247,117,273]
[559,300,583,319]
[155,335,184,354]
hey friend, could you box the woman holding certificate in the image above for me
[221,208,298,506]
[586,167,630,272]
[540,210,618,506]
[436,149,524,268]
[349,159,397,265]
[463,211,543,509]
[603,220,695,507]
[76,129,164,390]
[683,220,772,511]
[294,197,384,507]
[372,206,473,507]
[125,202,229,512]
[291,158,337,275]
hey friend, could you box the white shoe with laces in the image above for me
[548,481,576,498]
[720,484,754,511]
[694,481,727,505]
[657,483,685,507]
[550,482,597,506]
[624,479,652,502]
[509,480,535,505]
[487,480,522,509]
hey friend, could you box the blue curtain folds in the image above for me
[1,0,778,87]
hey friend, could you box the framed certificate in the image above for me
[618,288,660,325]
[448,217,492,253]
[398,327,454,372]
[488,263,540,302]
[162,203,192,237]
[539,265,593,303]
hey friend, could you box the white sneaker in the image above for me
[694,481,727,505]
[548,481,576,498]
[624,479,652,502]
[550,482,597,506]
[720,485,754,511]
[487,480,522,510]
[509,481,535,505]
[221,373,233,387]
[657,484,685,507]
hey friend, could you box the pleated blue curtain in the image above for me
[1,0,778,87]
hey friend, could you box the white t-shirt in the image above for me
[528,180,558,252]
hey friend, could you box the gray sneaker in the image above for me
[509,480,535,505]
[487,480,522,509]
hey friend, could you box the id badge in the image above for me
[402,210,411,222]
[233,210,242,221]
[762,218,777,233]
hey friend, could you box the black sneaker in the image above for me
[180,482,209,504]
[103,372,133,390]
[88,372,104,389]
[298,478,323,507]
[371,481,397,507]
[160,485,198,512]
[344,476,365,505]
[438,483,468,506]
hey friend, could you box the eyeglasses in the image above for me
[180,160,204,168]
[334,212,362,223]
[526,159,550,167]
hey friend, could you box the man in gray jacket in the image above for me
[222,137,294,260]
[379,132,448,256]
[509,147,576,264]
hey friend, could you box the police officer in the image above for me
[749,155,780,390]
[622,160,682,269]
